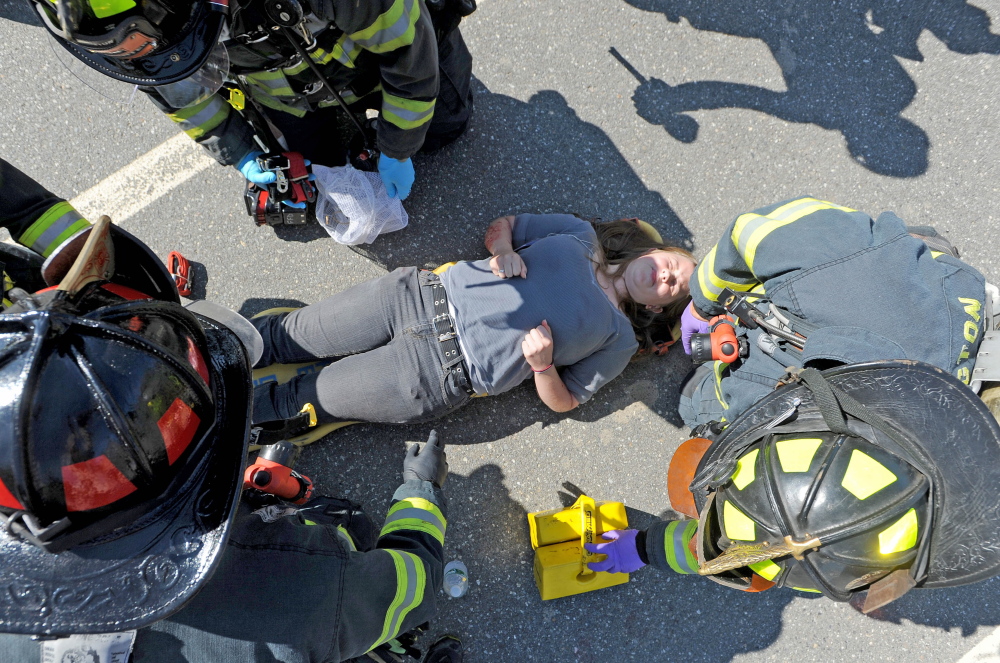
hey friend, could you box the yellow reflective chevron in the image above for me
[723,501,756,541]
[841,449,897,500]
[380,497,447,545]
[878,508,918,554]
[351,0,419,54]
[87,0,134,18]
[697,244,758,303]
[370,550,426,652]
[748,558,781,581]
[730,198,856,275]
[19,202,90,257]
[382,93,435,130]
[712,360,730,411]
[776,438,823,473]
[731,449,758,490]
[168,95,231,139]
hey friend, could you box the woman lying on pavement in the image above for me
[251,213,696,427]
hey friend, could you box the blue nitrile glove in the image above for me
[584,529,646,573]
[378,155,415,200]
[681,303,711,355]
[237,150,277,186]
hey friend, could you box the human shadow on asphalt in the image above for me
[851,575,1000,636]
[620,0,1000,177]
[294,433,796,662]
[350,78,693,271]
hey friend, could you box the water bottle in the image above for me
[442,560,469,597]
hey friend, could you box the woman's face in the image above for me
[622,250,695,310]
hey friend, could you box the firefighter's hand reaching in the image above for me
[403,430,448,487]
[584,529,647,574]
[237,150,277,186]
[490,251,527,279]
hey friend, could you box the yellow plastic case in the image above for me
[527,494,629,600]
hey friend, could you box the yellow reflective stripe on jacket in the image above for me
[697,244,758,303]
[19,202,90,257]
[712,360,729,410]
[350,0,419,54]
[380,497,447,545]
[167,95,231,139]
[283,47,338,76]
[243,70,310,117]
[730,198,855,275]
[331,34,361,68]
[663,520,699,574]
[382,93,435,130]
[370,550,426,652]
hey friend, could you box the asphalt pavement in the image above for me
[3,0,1000,660]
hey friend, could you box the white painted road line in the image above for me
[958,626,1000,662]
[68,133,216,224]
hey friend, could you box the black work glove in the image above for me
[402,430,448,487]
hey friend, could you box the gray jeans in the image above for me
[252,267,472,424]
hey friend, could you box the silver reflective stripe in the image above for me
[380,507,446,535]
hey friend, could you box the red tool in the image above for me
[243,441,314,504]
[166,251,193,297]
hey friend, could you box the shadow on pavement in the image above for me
[0,0,42,25]
[351,78,692,271]
[621,0,1000,177]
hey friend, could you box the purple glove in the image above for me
[584,529,646,573]
[680,304,711,355]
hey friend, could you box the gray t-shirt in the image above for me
[442,213,639,404]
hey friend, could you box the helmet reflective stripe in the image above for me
[62,455,138,512]
[749,559,781,581]
[776,438,823,472]
[158,398,201,465]
[722,501,756,541]
[87,0,135,19]
[18,202,90,258]
[879,508,919,554]
[841,449,898,500]
[731,448,758,489]
[0,478,24,510]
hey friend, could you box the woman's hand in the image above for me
[522,320,554,370]
[490,251,527,279]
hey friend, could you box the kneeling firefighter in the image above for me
[582,198,1000,607]
[31,0,476,212]
[587,360,1000,609]
[0,160,462,663]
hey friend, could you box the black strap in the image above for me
[794,367,938,582]
[251,411,313,446]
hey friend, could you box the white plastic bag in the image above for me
[313,164,408,245]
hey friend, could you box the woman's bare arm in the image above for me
[522,320,578,412]
[486,215,526,279]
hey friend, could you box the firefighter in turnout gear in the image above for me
[31,0,475,201]
[585,360,1000,610]
[0,162,462,663]
[583,198,1000,609]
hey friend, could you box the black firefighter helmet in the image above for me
[685,361,1000,611]
[0,220,251,635]
[31,0,226,87]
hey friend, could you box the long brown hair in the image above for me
[590,218,695,352]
